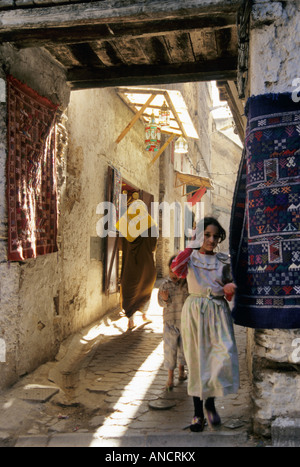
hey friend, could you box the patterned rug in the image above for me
[230,92,300,329]
[7,75,58,261]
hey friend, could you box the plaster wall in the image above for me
[248,0,300,437]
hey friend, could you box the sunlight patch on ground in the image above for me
[92,339,164,441]
[81,286,163,344]
[91,286,164,443]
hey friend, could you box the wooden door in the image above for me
[139,190,154,213]
[104,166,119,295]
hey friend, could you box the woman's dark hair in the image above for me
[204,217,226,243]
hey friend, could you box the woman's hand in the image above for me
[224,282,236,301]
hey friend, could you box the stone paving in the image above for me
[0,284,262,447]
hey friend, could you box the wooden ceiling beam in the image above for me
[67,57,238,90]
[0,19,237,48]
[0,0,241,32]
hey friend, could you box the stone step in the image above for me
[15,429,250,448]
[272,418,300,447]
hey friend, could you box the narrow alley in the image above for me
[0,282,259,448]
[0,0,300,451]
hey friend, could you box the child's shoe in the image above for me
[178,373,187,381]
[165,380,174,391]
[205,409,221,427]
[189,416,205,432]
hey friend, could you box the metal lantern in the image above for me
[145,113,161,152]
[174,135,188,154]
[159,100,170,127]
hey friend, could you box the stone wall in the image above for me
[248,0,300,437]
[249,328,300,437]
[0,44,70,388]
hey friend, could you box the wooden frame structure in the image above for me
[115,87,199,165]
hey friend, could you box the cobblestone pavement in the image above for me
[0,283,263,447]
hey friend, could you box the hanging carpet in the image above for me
[6,75,58,261]
[230,92,300,329]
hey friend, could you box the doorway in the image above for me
[104,166,154,297]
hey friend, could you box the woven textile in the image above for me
[230,93,300,329]
[7,75,58,261]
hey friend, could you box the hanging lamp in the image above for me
[145,113,161,152]
[174,135,188,154]
[159,100,170,127]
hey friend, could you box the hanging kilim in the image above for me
[6,75,59,261]
[230,93,300,329]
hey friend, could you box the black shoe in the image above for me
[189,416,205,432]
[205,409,221,427]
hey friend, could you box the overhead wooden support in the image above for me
[0,1,239,91]
[149,133,175,166]
[0,1,242,34]
[115,94,155,144]
[163,93,188,139]
[67,59,237,90]
[115,86,199,166]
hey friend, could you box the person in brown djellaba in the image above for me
[116,192,158,331]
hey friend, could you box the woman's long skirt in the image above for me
[181,295,240,400]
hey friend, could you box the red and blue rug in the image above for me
[230,92,300,328]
